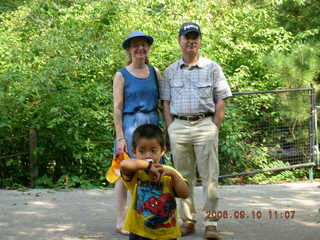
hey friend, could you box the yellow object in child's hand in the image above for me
[105,152,130,183]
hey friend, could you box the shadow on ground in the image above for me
[0,182,319,240]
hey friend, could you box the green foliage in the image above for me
[265,43,320,89]
[0,0,26,15]
[249,168,307,184]
[34,174,98,188]
[262,43,319,172]
[1,0,318,188]
[0,0,119,188]
[274,0,320,38]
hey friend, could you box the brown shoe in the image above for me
[180,221,195,236]
[204,225,220,239]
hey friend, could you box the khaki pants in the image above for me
[168,117,219,222]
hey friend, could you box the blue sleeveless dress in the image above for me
[117,65,160,157]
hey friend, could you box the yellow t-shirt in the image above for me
[122,165,183,240]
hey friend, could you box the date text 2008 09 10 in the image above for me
[206,210,295,220]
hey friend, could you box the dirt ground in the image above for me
[0,182,319,240]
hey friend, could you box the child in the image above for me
[120,124,189,240]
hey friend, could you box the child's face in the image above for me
[133,138,165,163]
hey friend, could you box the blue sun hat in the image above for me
[122,31,154,49]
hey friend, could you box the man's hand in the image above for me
[212,118,221,129]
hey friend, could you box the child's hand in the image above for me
[160,168,174,178]
[148,163,164,182]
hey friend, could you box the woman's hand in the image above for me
[116,139,128,154]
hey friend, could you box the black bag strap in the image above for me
[152,66,160,97]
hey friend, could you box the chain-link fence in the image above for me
[219,87,318,179]
[0,134,29,186]
[1,88,319,186]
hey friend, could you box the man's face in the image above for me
[179,32,201,55]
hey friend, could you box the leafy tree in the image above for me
[0,0,318,187]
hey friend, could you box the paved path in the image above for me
[1,182,319,240]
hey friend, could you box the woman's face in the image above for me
[127,37,150,61]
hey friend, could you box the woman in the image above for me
[112,31,162,235]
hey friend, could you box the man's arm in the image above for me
[163,100,174,129]
[211,62,232,128]
[160,67,174,129]
[212,99,225,128]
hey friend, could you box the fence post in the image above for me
[29,128,38,187]
[315,105,320,169]
[309,85,316,180]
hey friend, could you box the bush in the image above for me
[0,0,318,188]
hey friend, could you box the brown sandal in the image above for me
[204,225,220,239]
[180,221,195,236]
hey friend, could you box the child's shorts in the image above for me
[129,233,176,240]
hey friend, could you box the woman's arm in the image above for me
[113,72,127,153]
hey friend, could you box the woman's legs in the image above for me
[115,179,129,234]
[118,111,159,234]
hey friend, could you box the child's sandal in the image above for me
[116,227,129,235]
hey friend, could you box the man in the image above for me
[160,22,232,239]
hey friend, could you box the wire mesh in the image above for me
[220,88,312,176]
[0,89,315,181]
[0,136,28,159]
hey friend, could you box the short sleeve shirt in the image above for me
[160,57,232,116]
[122,165,184,239]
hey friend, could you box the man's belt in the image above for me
[174,112,213,121]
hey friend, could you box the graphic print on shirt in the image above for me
[135,181,177,229]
